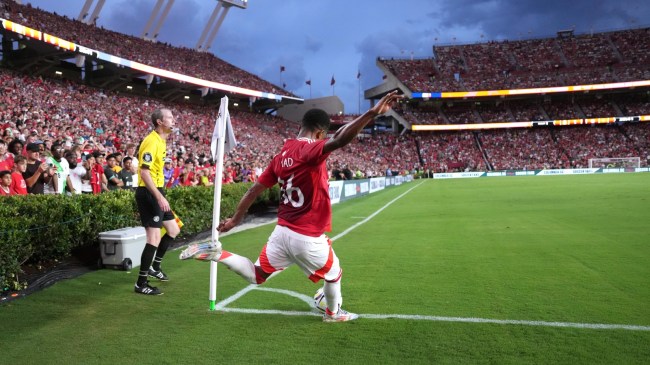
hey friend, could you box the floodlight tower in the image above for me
[141,0,176,40]
[195,0,248,52]
[77,0,106,25]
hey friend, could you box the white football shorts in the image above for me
[256,225,342,283]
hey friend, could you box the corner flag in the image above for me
[211,100,237,159]
[208,96,237,310]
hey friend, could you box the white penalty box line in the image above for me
[214,181,650,332]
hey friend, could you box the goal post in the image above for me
[588,157,640,168]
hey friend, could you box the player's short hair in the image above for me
[301,109,330,132]
[151,109,165,128]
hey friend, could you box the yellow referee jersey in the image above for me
[138,130,166,187]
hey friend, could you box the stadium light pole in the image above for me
[196,0,247,51]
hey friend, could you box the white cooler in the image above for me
[98,226,147,270]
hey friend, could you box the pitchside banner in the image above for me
[536,168,599,175]
[329,181,344,205]
[369,177,386,193]
[434,172,486,179]
[328,176,413,205]
[432,168,649,179]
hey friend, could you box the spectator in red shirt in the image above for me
[10,155,28,195]
[91,150,107,194]
[0,139,13,171]
[180,158,196,187]
[0,170,11,196]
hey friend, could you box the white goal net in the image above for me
[588,157,640,168]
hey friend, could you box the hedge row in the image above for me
[0,183,278,291]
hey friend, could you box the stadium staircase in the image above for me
[387,109,410,130]
[473,132,493,171]
[552,40,571,68]
[604,34,625,63]
[575,103,588,119]
[472,109,484,123]
[538,104,551,120]
[616,124,634,142]
[574,103,586,119]
[609,100,624,117]
[413,138,425,168]
[505,104,517,122]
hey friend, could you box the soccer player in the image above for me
[180,91,403,321]
[133,108,181,295]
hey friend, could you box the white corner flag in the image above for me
[211,98,237,159]
[208,96,237,311]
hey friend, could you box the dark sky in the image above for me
[23,0,650,113]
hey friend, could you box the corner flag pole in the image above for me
[209,95,236,310]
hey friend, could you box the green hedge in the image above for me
[0,183,279,291]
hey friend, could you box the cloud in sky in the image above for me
[23,0,650,113]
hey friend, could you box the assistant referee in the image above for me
[133,108,180,295]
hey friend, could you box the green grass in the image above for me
[2,174,650,364]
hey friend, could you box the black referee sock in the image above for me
[137,243,158,286]
[152,235,175,271]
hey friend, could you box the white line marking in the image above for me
[215,287,650,331]
[215,307,650,331]
[330,182,424,242]
[254,286,314,306]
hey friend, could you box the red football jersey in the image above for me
[10,171,27,195]
[258,138,332,237]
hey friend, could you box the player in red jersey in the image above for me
[181,91,402,322]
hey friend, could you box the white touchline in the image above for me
[213,181,650,332]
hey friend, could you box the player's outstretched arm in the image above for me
[218,182,267,233]
[323,90,403,154]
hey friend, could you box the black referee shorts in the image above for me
[135,187,174,228]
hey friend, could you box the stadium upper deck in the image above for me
[379,27,650,93]
[0,1,296,100]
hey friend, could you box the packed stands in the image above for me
[0,2,295,98]
[379,27,650,92]
[0,2,648,185]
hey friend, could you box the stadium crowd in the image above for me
[0,1,295,97]
[0,62,647,195]
[0,3,647,197]
[380,27,650,92]
[0,65,425,195]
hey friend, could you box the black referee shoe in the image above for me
[148,268,169,281]
[134,281,163,295]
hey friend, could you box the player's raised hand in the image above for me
[370,90,404,115]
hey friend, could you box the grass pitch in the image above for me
[2,174,649,364]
